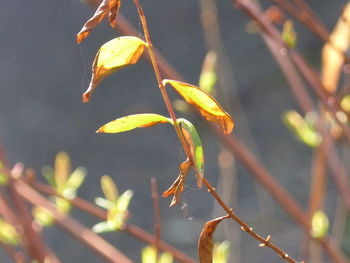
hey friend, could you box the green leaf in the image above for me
[163,79,234,134]
[177,119,204,187]
[108,190,133,229]
[42,165,56,188]
[101,175,119,202]
[97,113,171,133]
[141,246,157,263]
[95,197,114,210]
[0,218,20,245]
[83,36,146,102]
[282,19,297,48]
[63,167,86,199]
[32,206,55,227]
[199,51,217,94]
[92,221,117,233]
[311,210,329,238]
[283,110,321,147]
[213,241,230,263]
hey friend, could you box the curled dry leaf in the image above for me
[76,0,121,44]
[162,159,191,207]
[163,79,234,134]
[97,113,170,133]
[178,118,204,188]
[198,215,230,263]
[83,36,146,102]
[321,2,350,93]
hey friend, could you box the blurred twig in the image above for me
[151,177,161,261]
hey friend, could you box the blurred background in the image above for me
[0,0,348,262]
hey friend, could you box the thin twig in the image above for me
[151,177,161,261]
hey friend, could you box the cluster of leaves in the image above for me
[32,152,86,226]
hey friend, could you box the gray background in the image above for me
[0,0,348,262]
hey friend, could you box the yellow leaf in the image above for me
[101,175,119,202]
[311,210,329,238]
[282,19,297,48]
[321,3,350,93]
[163,79,234,134]
[96,113,170,133]
[83,36,146,102]
[198,215,230,263]
[55,152,71,192]
[76,0,121,44]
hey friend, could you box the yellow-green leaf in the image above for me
[83,36,146,102]
[341,95,350,112]
[311,210,329,238]
[213,241,230,263]
[32,206,55,227]
[55,152,71,192]
[101,175,119,202]
[97,113,170,133]
[141,246,173,263]
[282,19,297,48]
[178,119,204,188]
[199,51,217,94]
[0,218,20,245]
[198,215,230,263]
[163,79,234,134]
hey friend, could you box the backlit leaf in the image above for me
[213,241,230,263]
[83,36,146,102]
[55,152,71,192]
[95,197,114,210]
[32,206,55,227]
[198,215,230,263]
[321,3,350,93]
[76,0,121,44]
[163,79,234,134]
[341,95,350,112]
[42,165,56,188]
[199,51,217,94]
[108,190,133,229]
[101,175,119,202]
[92,221,117,233]
[0,161,8,186]
[63,167,87,199]
[0,218,20,245]
[97,113,170,133]
[141,246,173,263]
[178,119,204,188]
[311,210,329,238]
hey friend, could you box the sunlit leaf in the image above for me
[76,0,121,44]
[163,79,234,134]
[32,206,55,227]
[101,175,119,202]
[283,110,321,147]
[63,167,87,199]
[83,36,146,102]
[162,159,191,207]
[92,221,117,233]
[108,190,133,229]
[0,161,8,186]
[95,197,114,210]
[0,218,20,245]
[198,215,230,263]
[341,95,350,112]
[213,241,230,263]
[56,197,71,214]
[141,246,173,263]
[178,119,204,188]
[55,152,71,192]
[311,210,329,238]
[97,113,170,133]
[199,51,217,94]
[321,3,350,93]
[282,19,297,48]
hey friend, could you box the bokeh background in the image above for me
[0,0,348,262]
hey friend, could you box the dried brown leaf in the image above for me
[76,0,121,44]
[198,215,230,263]
[162,159,192,207]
